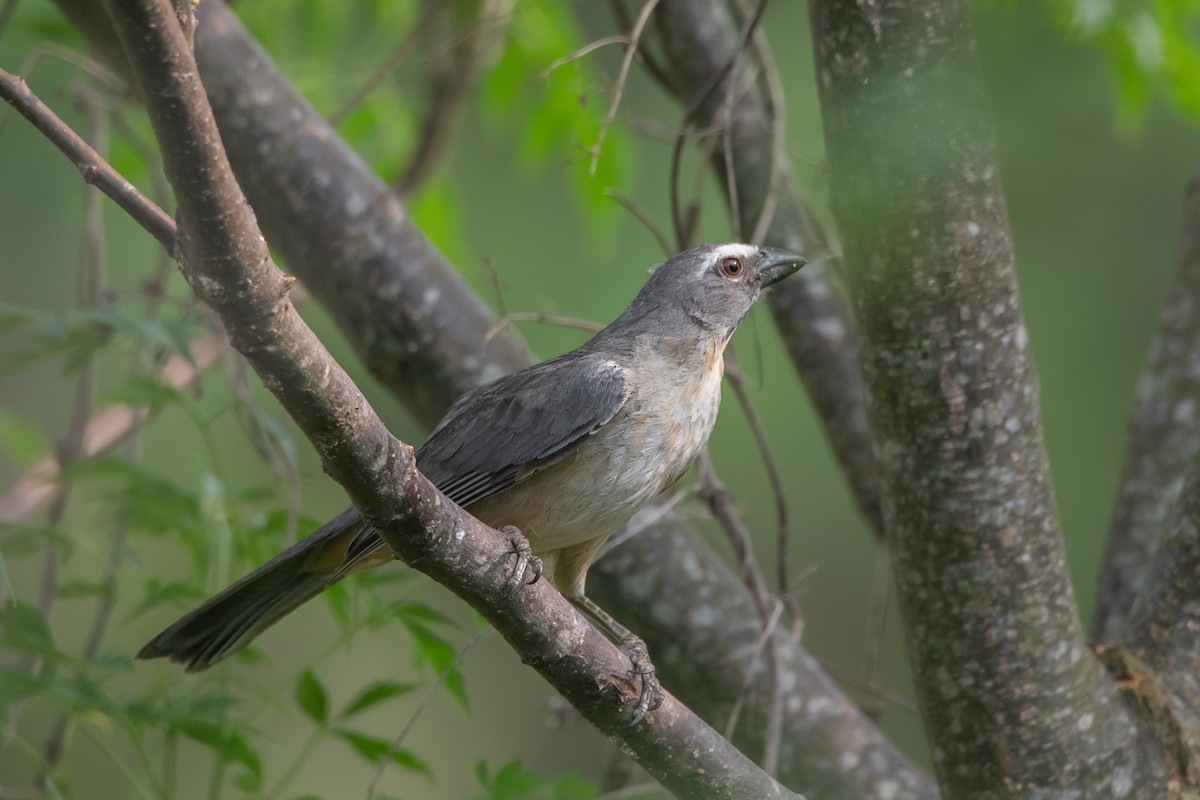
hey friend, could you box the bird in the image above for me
[138,243,804,687]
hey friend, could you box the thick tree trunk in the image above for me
[809,0,1165,795]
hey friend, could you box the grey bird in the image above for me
[138,244,804,685]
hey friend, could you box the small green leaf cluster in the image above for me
[1054,0,1200,129]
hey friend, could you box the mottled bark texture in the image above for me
[1101,179,1200,789]
[810,0,1164,796]
[94,2,799,797]
[647,0,882,535]
[1115,472,1200,788]
[1096,177,1200,642]
[591,514,934,800]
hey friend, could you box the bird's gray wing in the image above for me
[339,354,630,572]
[417,354,630,507]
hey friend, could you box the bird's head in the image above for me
[632,243,805,341]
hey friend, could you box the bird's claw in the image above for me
[499,525,542,599]
[619,636,663,726]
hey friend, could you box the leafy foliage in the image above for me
[473,760,598,800]
[1054,0,1200,128]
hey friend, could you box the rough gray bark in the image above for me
[91,2,799,797]
[646,0,882,535]
[1095,176,1200,642]
[1098,178,1200,789]
[809,0,1165,796]
[1114,472,1200,789]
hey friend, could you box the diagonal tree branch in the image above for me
[1095,175,1200,641]
[77,2,800,797]
[809,0,1164,795]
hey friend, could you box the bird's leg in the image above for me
[549,537,659,722]
[568,592,664,725]
[498,525,542,599]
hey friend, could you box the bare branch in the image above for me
[590,0,661,176]
[810,0,1162,794]
[541,35,629,80]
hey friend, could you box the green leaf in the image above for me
[136,318,199,366]
[234,768,262,793]
[102,374,185,415]
[393,602,456,628]
[400,618,468,709]
[332,729,432,778]
[0,667,49,709]
[0,604,59,659]
[295,668,329,725]
[124,578,205,621]
[339,680,419,720]
[475,759,544,798]
[551,774,599,800]
[0,408,46,465]
[178,721,262,780]
[0,523,73,559]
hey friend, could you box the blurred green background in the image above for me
[2,0,1199,797]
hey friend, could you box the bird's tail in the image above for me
[137,507,383,672]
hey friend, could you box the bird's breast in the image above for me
[466,340,725,553]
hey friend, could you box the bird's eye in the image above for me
[720,256,744,278]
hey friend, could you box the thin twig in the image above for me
[818,659,918,714]
[366,628,491,799]
[0,43,123,147]
[723,348,801,631]
[609,0,672,90]
[667,0,769,248]
[696,452,784,776]
[603,188,672,256]
[395,0,512,196]
[482,312,603,346]
[35,83,110,779]
[732,0,785,246]
[0,0,20,41]
[0,68,176,252]
[589,0,662,175]
[328,0,449,126]
[541,35,629,80]
[723,597,783,739]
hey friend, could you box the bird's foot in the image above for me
[499,525,542,599]
[619,635,663,726]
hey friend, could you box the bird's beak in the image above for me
[755,248,806,287]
